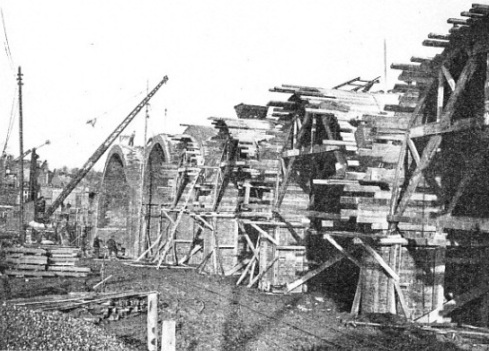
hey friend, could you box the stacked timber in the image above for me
[7,290,154,323]
[4,246,91,278]
[209,108,310,289]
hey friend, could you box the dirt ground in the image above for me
[1,258,488,351]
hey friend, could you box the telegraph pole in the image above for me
[17,66,25,243]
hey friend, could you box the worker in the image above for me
[106,235,118,259]
[56,215,69,245]
[128,131,136,146]
[92,236,101,258]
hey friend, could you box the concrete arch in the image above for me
[143,134,175,206]
[97,144,143,257]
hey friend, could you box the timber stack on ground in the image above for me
[4,246,92,278]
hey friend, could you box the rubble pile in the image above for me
[0,303,135,351]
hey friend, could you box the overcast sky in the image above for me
[0,0,473,170]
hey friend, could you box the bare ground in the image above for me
[1,258,487,351]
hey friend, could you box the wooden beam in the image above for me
[191,214,214,231]
[416,282,489,323]
[286,251,344,292]
[440,56,478,123]
[276,112,312,208]
[357,240,399,281]
[394,135,442,219]
[321,115,348,172]
[351,269,363,316]
[445,151,486,215]
[441,65,456,92]
[273,211,304,245]
[437,68,445,122]
[156,170,202,269]
[395,57,478,218]
[409,78,436,127]
[388,134,409,232]
[357,240,409,318]
[250,223,278,245]
[211,216,225,275]
[282,144,340,158]
[410,118,484,138]
[323,234,361,267]
[485,52,489,125]
[407,138,420,165]
[247,257,279,288]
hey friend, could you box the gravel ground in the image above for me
[1,259,488,350]
[0,304,136,350]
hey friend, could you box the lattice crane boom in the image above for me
[44,75,169,220]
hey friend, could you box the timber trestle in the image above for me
[98,3,489,325]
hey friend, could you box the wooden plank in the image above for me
[5,247,47,255]
[47,266,91,273]
[276,113,312,208]
[441,65,455,92]
[357,240,409,317]
[148,293,158,351]
[286,251,343,292]
[156,169,203,269]
[410,118,483,138]
[15,264,46,271]
[394,135,442,219]
[161,321,176,351]
[247,256,279,288]
[323,234,361,267]
[5,270,56,277]
[321,115,348,171]
[250,223,278,246]
[351,269,363,316]
[437,68,445,121]
[485,52,489,125]
[416,282,489,323]
[445,150,487,215]
[7,256,48,265]
[282,145,340,158]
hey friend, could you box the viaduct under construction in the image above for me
[90,3,489,324]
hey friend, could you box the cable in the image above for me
[1,7,14,72]
[2,85,17,154]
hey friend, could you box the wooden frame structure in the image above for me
[106,3,489,324]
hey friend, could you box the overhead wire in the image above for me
[2,85,17,155]
[1,7,14,72]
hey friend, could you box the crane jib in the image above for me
[44,76,169,220]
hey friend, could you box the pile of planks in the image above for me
[4,246,92,278]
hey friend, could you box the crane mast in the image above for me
[43,76,169,220]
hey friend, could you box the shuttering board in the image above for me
[163,214,195,264]
[360,245,445,318]
[201,217,240,274]
[257,227,307,293]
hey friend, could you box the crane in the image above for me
[43,75,169,221]
[14,140,50,161]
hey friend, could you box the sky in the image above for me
[0,0,475,170]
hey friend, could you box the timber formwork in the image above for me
[101,3,489,325]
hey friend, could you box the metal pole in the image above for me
[17,66,25,243]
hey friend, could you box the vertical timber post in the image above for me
[485,52,489,125]
[147,293,158,351]
[161,320,176,351]
[17,66,25,243]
